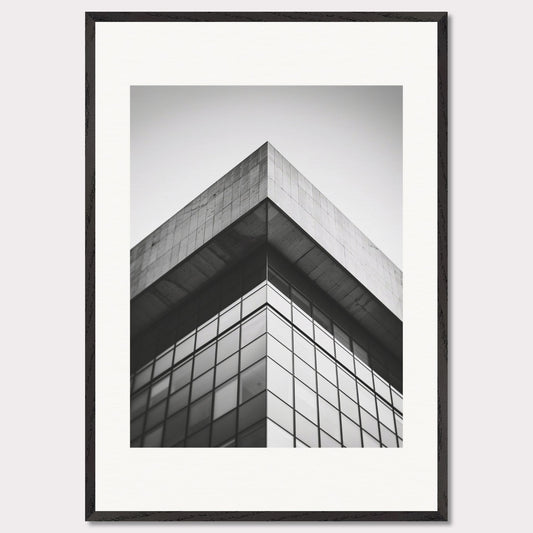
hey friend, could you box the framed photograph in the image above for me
[86,12,447,521]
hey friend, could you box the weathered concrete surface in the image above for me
[131,142,402,330]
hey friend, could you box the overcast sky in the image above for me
[131,86,402,268]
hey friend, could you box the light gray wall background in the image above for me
[131,85,403,268]
[3,1,533,533]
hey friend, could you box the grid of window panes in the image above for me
[131,282,270,447]
[131,273,403,448]
[264,267,403,448]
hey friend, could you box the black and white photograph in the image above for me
[130,86,404,449]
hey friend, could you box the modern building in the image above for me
[130,142,403,448]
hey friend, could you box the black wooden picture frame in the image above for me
[86,11,447,522]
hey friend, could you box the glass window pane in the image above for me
[213,377,238,419]
[320,431,341,447]
[395,414,403,439]
[354,359,373,388]
[238,391,266,432]
[335,342,355,373]
[341,415,362,447]
[339,391,360,424]
[267,285,291,319]
[293,307,313,338]
[267,334,292,372]
[374,374,392,403]
[188,393,212,434]
[196,318,218,348]
[242,284,267,317]
[131,390,148,419]
[291,287,311,315]
[146,400,167,430]
[268,310,292,348]
[380,423,398,448]
[313,307,332,332]
[293,356,316,391]
[144,424,163,447]
[240,334,266,371]
[353,340,369,365]
[131,415,144,440]
[215,352,238,386]
[219,302,240,333]
[149,375,170,406]
[133,364,152,392]
[357,383,377,417]
[186,425,210,447]
[293,331,314,367]
[333,324,350,351]
[267,358,293,406]
[295,413,318,447]
[190,369,214,402]
[392,389,403,413]
[193,342,216,378]
[268,268,290,297]
[360,408,380,440]
[362,430,380,448]
[154,349,173,378]
[316,350,337,384]
[317,375,339,408]
[294,379,317,424]
[295,439,309,448]
[211,409,237,447]
[238,421,266,447]
[217,327,239,362]
[241,310,266,347]
[239,359,266,403]
[314,324,334,355]
[267,420,294,447]
[377,399,395,430]
[167,385,190,417]
[267,392,294,433]
[163,409,187,446]
[170,360,192,393]
[174,333,195,364]
[318,398,341,441]
[337,367,356,398]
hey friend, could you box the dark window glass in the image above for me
[333,324,351,351]
[131,415,144,440]
[167,385,190,417]
[193,342,216,378]
[352,340,369,365]
[211,409,237,447]
[163,409,187,446]
[241,310,266,347]
[133,364,152,392]
[268,268,290,297]
[190,369,214,402]
[238,421,266,447]
[213,377,238,420]
[170,360,192,393]
[240,334,266,371]
[131,390,148,419]
[313,307,332,333]
[291,287,311,315]
[186,426,210,447]
[144,424,163,447]
[217,327,240,362]
[188,393,212,435]
[239,359,266,403]
[146,400,167,430]
[238,391,266,432]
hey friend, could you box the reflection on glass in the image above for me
[174,334,195,364]
[217,327,240,362]
[213,377,238,419]
[239,359,266,403]
[167,385,190,417]
[190,369,214,402]
[170,360,192,393]
[149,375,170,406]
[188,393,212,434]
[215,352,239,386]
[154,349,173,378]
[240,334,266,371]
